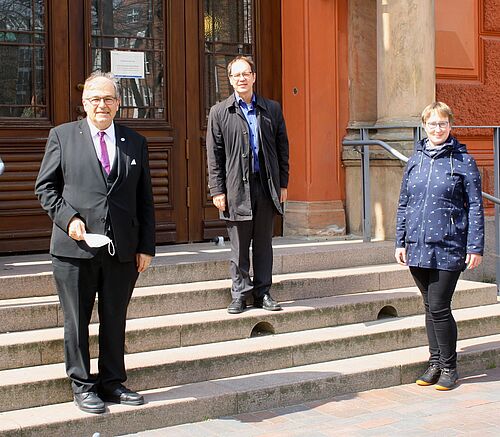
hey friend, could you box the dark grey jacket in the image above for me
[35,119,156,262]
[206,93,289,220]
[396,136,484,271]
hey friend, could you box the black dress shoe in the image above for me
[100,385,144,406]
[74,392,105,414]
[227,298,247,314]
[254,294,282,311]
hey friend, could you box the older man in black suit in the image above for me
[35,72,155,414]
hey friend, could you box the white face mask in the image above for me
[84,233,111,247]
[84,233,115,256]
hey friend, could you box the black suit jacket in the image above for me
[35,119,155,262]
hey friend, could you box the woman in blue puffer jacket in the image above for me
[395,102,484,390]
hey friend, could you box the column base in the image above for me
[284,200,346,237]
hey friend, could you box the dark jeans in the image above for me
[410,267,461,369]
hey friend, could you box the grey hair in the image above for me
[83,71,121,97]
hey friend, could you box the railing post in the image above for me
[361,128,371,242]
[494,128,500,295]
[413,126,422,150]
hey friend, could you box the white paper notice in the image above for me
[111,51,145,79]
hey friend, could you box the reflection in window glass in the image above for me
[0,0,47,118]
[204,0,253,119]
[91,0,165,120]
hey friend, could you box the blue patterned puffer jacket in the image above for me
[396,135,484,271]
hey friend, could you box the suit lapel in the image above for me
[109,123,129,193]
[78,119,108,184]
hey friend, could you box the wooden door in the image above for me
[185,0,282,241]
[0,0,282,252]
[71,0,189,244]
[0,0,188,251]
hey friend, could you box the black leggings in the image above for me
[410,267,461,369]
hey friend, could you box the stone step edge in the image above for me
[0,241,396,299]
[1,281,495,370]
[0,262,411,306]
[8,301,500,373]
[1,300,499,407]
[0,333,499,437]
[0,264,415,334]
[132,262,411,296]
[0,281,432,342]
[0,277,495,329]
[1,279,495,347]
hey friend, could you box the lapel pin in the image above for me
[121,138,125,141]
[131,159,137,166]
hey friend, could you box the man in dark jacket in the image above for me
[206,56,290,314]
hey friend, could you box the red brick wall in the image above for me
[436,0,500,212]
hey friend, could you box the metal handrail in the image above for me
[343,126,500,293]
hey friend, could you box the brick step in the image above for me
[1,331,499,436]
[0,298,498,413]
[0,240,396,300]
[0,280,495,371]
[0,263,414,333]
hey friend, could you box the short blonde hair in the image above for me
[421,101,454,125]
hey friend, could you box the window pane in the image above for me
[0,0,47,118]
[204,0,253,119]
[91,0,165,120]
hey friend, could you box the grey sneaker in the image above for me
[435,368,459,390]
[416,363,441,386]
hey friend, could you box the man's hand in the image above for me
[395,247,407,266]
[136,253,153,273]
[280,188,288,203]
[68,217,86,241]
[465,253,482,270]
[212,193,226,212]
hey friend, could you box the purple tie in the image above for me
[98,131,111,174]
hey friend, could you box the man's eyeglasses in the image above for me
[230,71,253,80]
[85,97,117,106]
[426,121,449,129]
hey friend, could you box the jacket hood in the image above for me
[416,135,467,154]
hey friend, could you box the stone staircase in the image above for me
[0,238,498,436]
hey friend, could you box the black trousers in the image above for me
[226,173,276,301]
[410,267,461,369]
[52,249,138,394]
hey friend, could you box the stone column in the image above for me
[348,0,377,126]
[377,0,435,125]
[344,0,435,240]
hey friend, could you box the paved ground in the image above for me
[121,367,500,436]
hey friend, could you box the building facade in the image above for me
[0,0,497,253]
[341,0,498,239]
